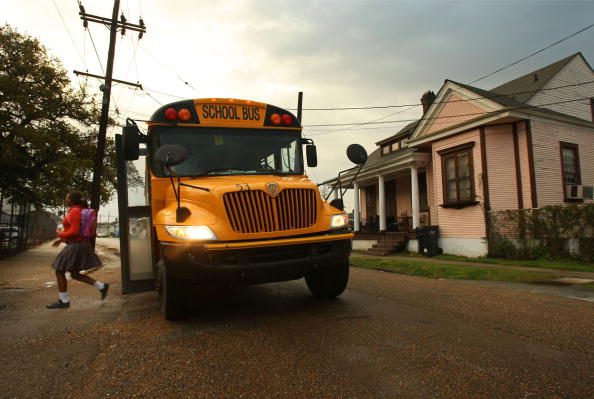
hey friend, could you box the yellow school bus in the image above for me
[117,98,367,319]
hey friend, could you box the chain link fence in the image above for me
[1,191,60,258]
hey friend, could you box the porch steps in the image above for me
[366,233,409,256]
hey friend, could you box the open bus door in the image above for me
[115,134,156,294]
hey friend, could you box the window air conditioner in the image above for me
[566,184,583,199]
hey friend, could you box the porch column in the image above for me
[333,187,339,200]
[353,182,360,232]
[410,165,420,229]
[378,175,386,231]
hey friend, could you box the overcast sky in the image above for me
[4,0,594,218]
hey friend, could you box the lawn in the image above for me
[349,257,560,284]
[392,251,594,273]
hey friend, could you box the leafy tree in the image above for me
[0,24,139,209]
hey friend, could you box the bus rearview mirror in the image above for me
[122,125,141,161]
[306,144,317,167]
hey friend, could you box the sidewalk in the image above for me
[0,238,122,291]
[351,251,594,281]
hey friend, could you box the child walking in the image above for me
[46,191,109,309]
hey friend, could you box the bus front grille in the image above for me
[223,189,317,233]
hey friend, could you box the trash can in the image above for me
[416,226,442,257]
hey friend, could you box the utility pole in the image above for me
[78,1,146,214]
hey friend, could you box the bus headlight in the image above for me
[330,214,349,230]
[165,225,218,241]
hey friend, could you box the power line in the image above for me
[142,87,187,99]
[144,90,163,106]
[468,23,594,85]
[305,96,593,134]
[52,0,85,65]
[138,44,199,92]
[86,28,105,74]
[293,80,594,111]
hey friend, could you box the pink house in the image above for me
[334,53,594,257]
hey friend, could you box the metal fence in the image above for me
[1,195,60,258]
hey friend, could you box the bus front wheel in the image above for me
[305,259,349,299]
[158,263,188,320]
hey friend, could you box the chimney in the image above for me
[421,90,436,114]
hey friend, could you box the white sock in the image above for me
[59,292,70,303]
[94,281,105,290]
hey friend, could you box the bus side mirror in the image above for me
[306,144,317,167]
[122,125,141,161]
[347,144,368,165]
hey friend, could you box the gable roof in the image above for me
[489,53,579,103]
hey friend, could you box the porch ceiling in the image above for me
[322,150,430,188]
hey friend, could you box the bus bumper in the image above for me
[159,234,352,284]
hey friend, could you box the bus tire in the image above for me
[159,265,187,320]
[305,259,349,299]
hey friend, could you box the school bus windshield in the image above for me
[150,126,304,177]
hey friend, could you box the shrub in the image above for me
[487,203,594,262]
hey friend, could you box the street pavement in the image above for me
[1,239,593,399]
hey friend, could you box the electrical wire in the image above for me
[138,44,199,92]
[142,87,187,100]
[144,90,163,106]
[304,96,593,134]
[52,0,85,65]
[292,80,594,112]
[468,23,594,85]
[86,28,105,74]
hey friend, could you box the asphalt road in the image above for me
[1,241,593,399]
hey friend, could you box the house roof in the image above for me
[375,120,419,146]
[447,78,593,127]
[489,53,579,104]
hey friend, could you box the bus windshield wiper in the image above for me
[195,167,240,175]
[250,169,291,175]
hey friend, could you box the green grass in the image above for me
[392,251,594,273]
[349,257,559,284]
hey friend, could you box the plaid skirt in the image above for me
[52,241,102,271]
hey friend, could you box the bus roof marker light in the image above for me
[178,108,191,121]
[164,108,177,120]
[282,114,293,126]
[270,113,282,125]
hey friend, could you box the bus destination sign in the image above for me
[194,99,267,126]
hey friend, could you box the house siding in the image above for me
[516,121,533,208]
[484,124,519,210]
[426,93,487,135]
[531,120,594,206]
[426,162,436,225]
[432,129,486,238]
[528,56,594,122]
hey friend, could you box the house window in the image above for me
[391,141,399,152]
[382,145,390,155]
[560,142,581,201]
[439,143,476,206]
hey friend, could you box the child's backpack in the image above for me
[80,208,98,239]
